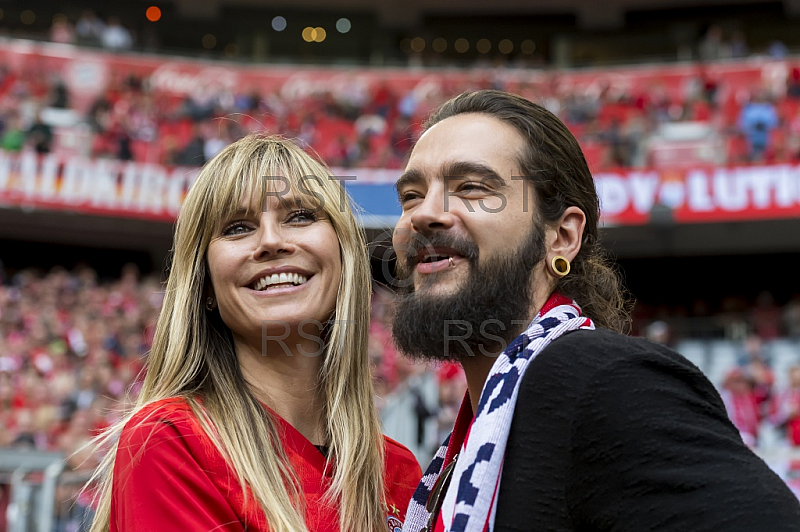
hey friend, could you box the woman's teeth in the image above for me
[253,273,308,291]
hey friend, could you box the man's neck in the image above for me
[461,353,501,413]
[459,303,544,413]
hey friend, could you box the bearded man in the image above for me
[392,90,800,532]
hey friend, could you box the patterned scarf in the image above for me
[403,293,594,532]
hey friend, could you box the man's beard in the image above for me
[391,224,546,362]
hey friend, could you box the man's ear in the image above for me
[546,206,586,268]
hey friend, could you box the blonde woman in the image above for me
[89,135,421,532]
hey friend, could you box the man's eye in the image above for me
[222,222,253,236]
[287,209,317,224]
[459,183,488,193]
[399,192,422,204]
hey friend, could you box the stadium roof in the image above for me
[166,0,800,29]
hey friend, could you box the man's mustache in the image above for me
[399,231,479,270]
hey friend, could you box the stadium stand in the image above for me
[2,38,800,171]
[4,0,800,527]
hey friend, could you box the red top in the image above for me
[110,397,422,532]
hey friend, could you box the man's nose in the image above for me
[408,187,456,233]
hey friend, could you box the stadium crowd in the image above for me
[1,263,797,526]
[2,43,800,172]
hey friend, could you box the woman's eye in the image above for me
[287,210,317,224]
[222,222,253,236]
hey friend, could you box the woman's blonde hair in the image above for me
[89,134,385,532]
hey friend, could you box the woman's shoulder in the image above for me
[382,435,418,464]
[115,397,222,478]
[125,397,194,428]
[119,397,201,451]
[382,435,422,477]
[381,435,423,513]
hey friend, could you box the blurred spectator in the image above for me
[178,123,207,166]
[768,40,789,59]
[729,30,750,59]
[751,291,783,340]
[645,320,671,346]
[49,14,76,45]
[0,112,25,152]
[49,79,70,109]
[784,295,800,338]
[737,90,779,162]
[774,366,800,446]
[116,125,134,161]
[436,362,466,443]
[698,25,729,61]
[26,111,53,154]
[100,18,133,51]
[721,368,761,447]
[75,10,104,46]
[203,121,229,161]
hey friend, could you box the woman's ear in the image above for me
[545,206,586,275]
[203,280,216,311]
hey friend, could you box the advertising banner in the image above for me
[2,150,800,227]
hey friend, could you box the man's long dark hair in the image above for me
[424,89,631,332]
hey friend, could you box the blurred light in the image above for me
[432,37,447,53]
[272,16,287,32]
[336,18,351,33]
[399,38,411,53]
[302,27,315,42]
[202,34,217,49]
[410,37,425,53]
[0,9,4,21]
[454,38,469,53]
[498,39,513,54]
[146,6,161,22]
[314,27,326,42]
[521,39,536,54]
[52,13,67,24]
[225,43,239,56]
[20,10,35,25]
[476,39,491,54]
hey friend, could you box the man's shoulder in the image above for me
[542,327,685,363]
[527,328,701,389]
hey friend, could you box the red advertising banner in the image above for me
[0,151,199,222]
[596,165,800,225]
[2,150,800,226]
[0,150,391,222]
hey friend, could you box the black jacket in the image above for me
[496,328,800,531]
